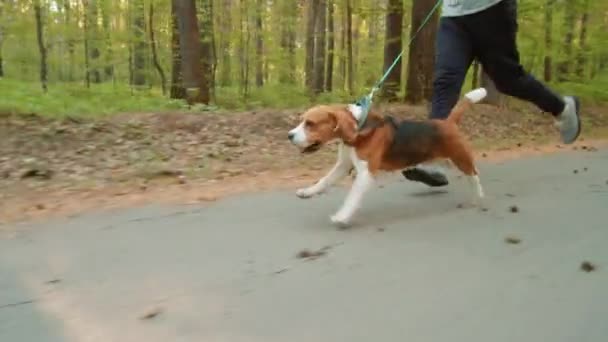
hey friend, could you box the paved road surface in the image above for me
[1,148,608,342]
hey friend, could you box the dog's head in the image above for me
[288,104,362,153]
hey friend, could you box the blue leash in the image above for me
[354,0,443,129]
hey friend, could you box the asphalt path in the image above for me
[1,148,607,342]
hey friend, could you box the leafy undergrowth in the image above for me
[1,99,607,224]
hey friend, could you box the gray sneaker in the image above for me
[557,96,581,144]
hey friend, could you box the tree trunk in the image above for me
[305,0,318,90]
[313,0,326,94]
[149,2,166,95]
[254,0,264,87]
[198,0,215,97]
[101,1,114,80]
[87,0,101,83]
[575,0,589,79]
[557,0,576,82]
[176,0,209,104]
[543,0,553,82]
[218,0,232,86]
[471,60,479,89]
[170,0,185,99]
[63,0,75,81]
[279,0,296,84]
[346,0,353,94]
[325,0,334,92]
[352,13,359,86]
[339,2,346,90]
[238,0,250,98]
[381,0,403,102]
[405,0,439,103]
[83,0,91,88]
[0,0,4,78]
[34,0,47,92]
[132,0,146,86]
[480,69,504,105]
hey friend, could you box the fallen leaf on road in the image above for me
[140,307,163,320]
[580,261,597,273]
[504,236,522,244]
[297,246,331,260]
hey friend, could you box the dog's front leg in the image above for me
[296,144,353,199]
[330,155,374,228]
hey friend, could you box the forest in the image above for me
[1,0,607,115]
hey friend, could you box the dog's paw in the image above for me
[296,187,316,199]
[330,212,352,229]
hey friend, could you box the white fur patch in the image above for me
[347,104,363,121]
[330,149,373,226]
[295,144,353,198]
[464,88,488,103]
[288,122,308,147]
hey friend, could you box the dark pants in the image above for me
[430,0,565,120]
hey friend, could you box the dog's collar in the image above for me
[351,93,373,130]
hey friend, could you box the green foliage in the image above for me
[0,78,189,117]
[0,0,607,117]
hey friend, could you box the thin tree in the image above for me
[313,0,327,94]
[346,0,353,94]
[83,0,91,88]
[305,0,318,90]
[575,0,589,78]
[557,0,577,81]
[278,0,296,84]
[34,0,47,92]
[63,0,75,81]
[543,0,554,82]
[170,0,185,99]
[101,1,114,79]
[339,2,346,90]
[381,0,403,101]
[87,0,101,83]
[132,0,146,86]
[175,0,209,104]
[149,2,167,95]
[238,0,250,98]
[325,0,335,92]
[0,0,5,78]
[480,69,504,105]
[254,0,264,87]
[198,0,215,97]
[405,0,439,103]
[218,0,232,87]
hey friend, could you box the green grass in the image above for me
[0,79,192,118]
[1,73,607,118]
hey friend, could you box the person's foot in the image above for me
[556,96,581,144]
[402,165,449,187]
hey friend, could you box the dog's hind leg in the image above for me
[448,146,484,205]
[296,143,353,198]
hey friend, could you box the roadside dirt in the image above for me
[1,100,607,225]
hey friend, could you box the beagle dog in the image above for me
[287,87,488,227]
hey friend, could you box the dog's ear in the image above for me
[330,108,357,144]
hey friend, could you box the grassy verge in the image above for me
[4,73,607,118]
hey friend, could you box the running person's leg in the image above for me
[469,0,581,143]
[404,0,581,188]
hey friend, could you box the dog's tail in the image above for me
[446,87,487,125]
